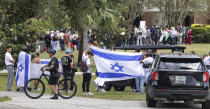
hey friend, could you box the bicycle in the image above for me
[24,70,51,99]
[57,72,77,99]
[24,70,77,99]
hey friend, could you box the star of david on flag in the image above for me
[111,62,123,72]
[90,46,144,82]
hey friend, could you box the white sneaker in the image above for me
[83,92,87,96]
[87,92,93,96]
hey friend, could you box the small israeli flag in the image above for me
[16,51,31,88]
[90,46,144,82]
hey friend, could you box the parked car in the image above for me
[103,79,135,91]
[146,53,210,109]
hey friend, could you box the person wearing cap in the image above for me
[61,49,74,90]
[42,49,59,99]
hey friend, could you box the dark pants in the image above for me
[60,39,65,50]
[82,73,91,92]
[130,78,136,90]
[64,71,75,91]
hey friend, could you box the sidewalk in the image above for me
[0,91,144,109]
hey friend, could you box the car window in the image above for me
[158,58,204,70]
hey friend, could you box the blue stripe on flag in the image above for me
[16,58,20,86]
[90,48,141,61]
[41,61,61,64]
[24,53,29,85]
[97,72,136,78]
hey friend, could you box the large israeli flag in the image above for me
[16,51,31,88]
[91,46,144,83]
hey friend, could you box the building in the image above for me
[140,0,210,27]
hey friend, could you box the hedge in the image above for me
[191,24,210,43]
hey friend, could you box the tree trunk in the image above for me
[77,25,88,66]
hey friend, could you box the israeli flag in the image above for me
[30,59,62,78]
[91,46,144,82]
[16,51,31,88]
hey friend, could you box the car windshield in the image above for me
[158,58,204,70]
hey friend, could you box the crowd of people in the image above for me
[127,25,193,46]
[39,29,80,53]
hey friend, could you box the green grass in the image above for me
[157,43,210,55]
[0,96,11,102]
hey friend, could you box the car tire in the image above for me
[103,82,112,91]
[114,86,125,91]
[146,93,156,107]
[202,100,210,109]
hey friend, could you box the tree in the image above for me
[146,0,207,26]
[0,0,45,69]
[59,0,134,65]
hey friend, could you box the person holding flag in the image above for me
[16,47,31,91]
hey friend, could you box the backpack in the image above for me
[79,58,88,72]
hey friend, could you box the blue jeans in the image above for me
[135,76,145,93]
[135,77,141,92]
[139,76,145,93]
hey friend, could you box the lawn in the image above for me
[157,43,210,55]
[0,73,145,101]
[0,96,11,102]
[0,43,209,101]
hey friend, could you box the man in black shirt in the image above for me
[61,49,74,90]
[42,49,59,99]
[62,50,73,73]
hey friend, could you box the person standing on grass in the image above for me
[186,28,192,45]
[140,52,154,93]
[41,49,59,99]
[61,49,74,90]
[82,50,94,96]
[5,46,15,91]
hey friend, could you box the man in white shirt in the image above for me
[5,46,15,91]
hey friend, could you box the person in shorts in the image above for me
[61,49,74,90]
[42,49,59,99]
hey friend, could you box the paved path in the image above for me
[0,91,202,109]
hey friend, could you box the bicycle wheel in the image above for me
[24,78,45,99]
[58,79,77,99]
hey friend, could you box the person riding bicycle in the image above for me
[61,49,74,90]
[41,49,60,99]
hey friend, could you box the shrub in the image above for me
[191,24,201,27]
[191,27,207,36]
[192,32,210,43]
[0,20,41,70]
